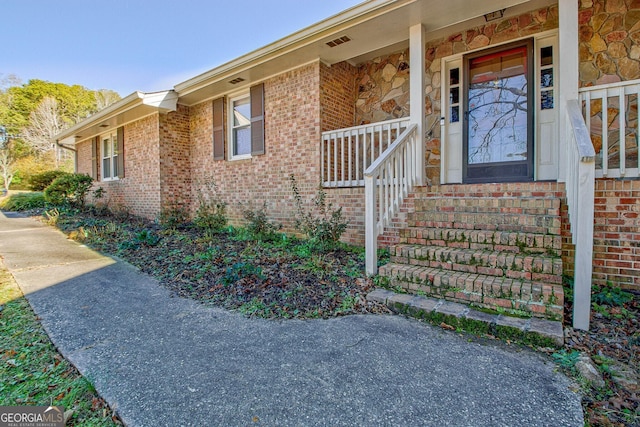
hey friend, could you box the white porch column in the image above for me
[410,23,426,185]
[558,0,579,182]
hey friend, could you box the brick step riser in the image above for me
[407,213,561,231]
[411,183,566,199]
[398,229,563,254]
[412,200,560,213]
[390,247,562,284]
[378,263,564,320]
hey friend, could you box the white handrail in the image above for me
[364,124,418,275]
[321,118,411,187]
[579,78,640,178]
[565,99,596,331]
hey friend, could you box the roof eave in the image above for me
[55,90,178,146]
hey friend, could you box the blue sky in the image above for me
[2,0,362,96]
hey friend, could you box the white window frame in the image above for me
[228,92,252,161]
[101,131,119,181]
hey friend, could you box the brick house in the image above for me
[56,0,640,329]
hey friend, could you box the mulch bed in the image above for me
[54,209,390,319]
[563,292,639,426]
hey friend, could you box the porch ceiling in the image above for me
[176,0,551,106]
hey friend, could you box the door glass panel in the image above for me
[449,68,460,123]
[467,46,528,165]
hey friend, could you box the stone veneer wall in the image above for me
[579,0,640,86]
[422,5,559,184]
[355,49,410,125]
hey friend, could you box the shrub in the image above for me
[194,200,227,236]
[241,202,282,240]
[193,177,227,237]
[28,170,71,191]
[289,174,348,246]
[44,173,93,207]
[159,203,189,230]
[0,192,46,211]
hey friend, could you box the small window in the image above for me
[229,93,251,159]
[101,132,118,180]
[449,68,460,123]
[540,46,554,110]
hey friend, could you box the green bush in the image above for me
[0,192,46,211]
[289,174,348,246]
[192,178,227,237]
[194,201,227,236]
[592,285,634,306]
[28,170,71,191]
[159,204,189,230]
[241,202,282,241]
[44,173,93,207]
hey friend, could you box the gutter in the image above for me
[55,139,77,153]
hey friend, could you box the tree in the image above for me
[22,96,62,155]
[0,146,15,192]
[0,78,121,186]
[95,89,120,110]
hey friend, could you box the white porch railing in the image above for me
[565,99,596,331]
[579,79,640,178]
[365,124,419,275]
[321,118,411,187]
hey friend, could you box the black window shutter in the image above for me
[212,98,225,160]
[91,137,98,180]
[250,83,265,156]
[117,126,125,178]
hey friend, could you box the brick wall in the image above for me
[320,61,357,131]
[75,140,92,179]
[159,105,191,210]
[188,62,323,232]
[77,114,162,219]
[592,178,640,290]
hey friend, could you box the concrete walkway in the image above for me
[0,211,583,427]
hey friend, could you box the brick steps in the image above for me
[377,183,566,322]
[379,262,564,319]
[397,228,562,256]
[390,244,562,283]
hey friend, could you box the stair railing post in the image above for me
[365,173,377,275]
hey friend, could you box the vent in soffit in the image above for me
[229,77,245,84]
[326,36,351,48]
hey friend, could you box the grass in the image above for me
[0,261,120,426]
[0,191,46,211]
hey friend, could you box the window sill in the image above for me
[229,154,252,162]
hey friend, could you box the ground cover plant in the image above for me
[51,206,385,319]
[561,281,639,426]
[0,261,121,426]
